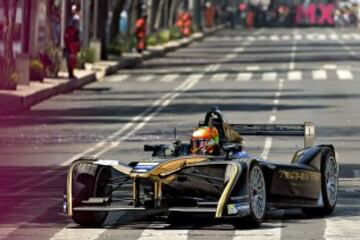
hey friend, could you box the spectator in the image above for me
[64,19,80,79]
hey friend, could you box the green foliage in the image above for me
[191,24,199,34]
[147,34,158,46]
[30,59,45,82]
[108,43,122,56]
[43,46,62,78]
[0,56,17,90]
[108,36,136,55]
[158,30,170,44]
[169,26,182,40]
[77,48,95,69]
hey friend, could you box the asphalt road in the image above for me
[0,27,360,240]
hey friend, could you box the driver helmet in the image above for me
[191,126,219,154]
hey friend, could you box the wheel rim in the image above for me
[250,166,266,219]
[325,156,338,207]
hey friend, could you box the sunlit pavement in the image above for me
[0,27,360,239]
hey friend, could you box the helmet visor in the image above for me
[192,139,209,149]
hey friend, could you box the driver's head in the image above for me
[191,126,219,155]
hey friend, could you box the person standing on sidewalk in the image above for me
[135,15,147,53]
[64,18,80,79]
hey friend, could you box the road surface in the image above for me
[0,27,360,240]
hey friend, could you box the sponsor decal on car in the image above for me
[133,162,160,173]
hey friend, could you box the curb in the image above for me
[119,25,225,69]
[0,25,225,116]
[0,72,96,116]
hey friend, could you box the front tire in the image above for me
[302,150,338,217]
[234,164,266,228]
[72,163,112,227]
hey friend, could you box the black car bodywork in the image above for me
[63,108,338,227]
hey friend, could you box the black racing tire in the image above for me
[167,212,188,224]
[234,164,266,228]
[302,150,338,218]
[72,163,112,227]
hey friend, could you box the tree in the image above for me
[109,0,127,40]
[0,0,18,90]
[97,0,109,60]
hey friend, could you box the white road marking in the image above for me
[160,74,179,82]
[210,73,228,82]
[262,72,277,81]
[287,71,302,81]
[138,229,189,240]
[234,36,243,41]
[261,137,273,160]
[270,35,279,41]
[233,222,282,240]
[237,72,252,81]
[269,115,276,123]
[312,70,327,80]
[234,47,244,53]
[329,34,338,40]
[50,226,106,240]
[257,35,267,41]
[246,66,259,71]
[282,35,291,40]
[279,79,284,89]
[342,34,351,40]
[93,74,202,157]
[350,33,360,40]
[205,64,220,72]
[137,75,154,82]
[323,64,337,69]
[337,70,353,80]
[273,99,280,105]
[324,216,360,240]
[289,31,297,70]
[225,53,237,60]
[307,33,326,41]
[61,74,201,166]
[294,34,303,40]
[107,74,128,82]
[246,36,256,41]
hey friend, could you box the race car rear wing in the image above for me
[230,122,315,148]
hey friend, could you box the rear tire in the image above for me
[234,164,266,228]
[72,163,112,227]
[302,150,338,217]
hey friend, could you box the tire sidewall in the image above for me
[248,164,266,225]
[320,150,338,211]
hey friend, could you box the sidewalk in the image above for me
[0,26,224,116]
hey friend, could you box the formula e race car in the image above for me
[62,108,338,228]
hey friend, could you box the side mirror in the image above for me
[223,143,242,160]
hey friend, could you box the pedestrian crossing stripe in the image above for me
[160,74,179,82]
[237,72,252,81]
[137,75,154,82]
[287,71,302,81]
[312,70,327,80]
[107,74,129,82]
[210,73,228,82]
[206,33,360,42]
[337,70,353,80]
[246,66,260,71]
[47,215,360,240]
[138,229,189,240]
[324,216,360,240]
[107,70,356,83]
[262,72,277,81]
